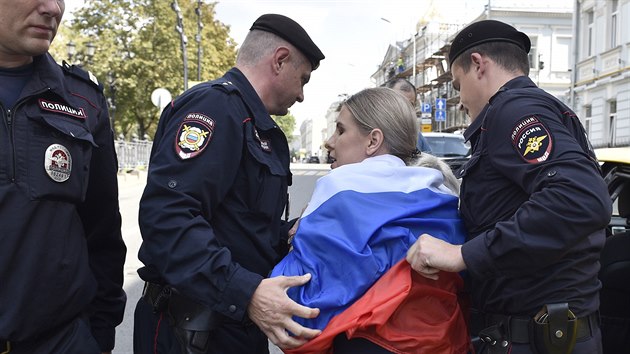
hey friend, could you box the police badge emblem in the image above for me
[45,144,72,182]
[511,115,553,164]
[175,112,215,160]
[253,127,271,152]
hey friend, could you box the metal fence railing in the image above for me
[115,139,153,171]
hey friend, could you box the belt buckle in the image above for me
[1,341,11,354]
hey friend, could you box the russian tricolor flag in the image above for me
[272,155,470,353]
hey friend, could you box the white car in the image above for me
[422,132,470,173]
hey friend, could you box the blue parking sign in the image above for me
[421,103,432,113]
[435,110,446,121]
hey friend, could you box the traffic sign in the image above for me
[435,110,446,122]
[421,103,432,113]
[435,98,446,111]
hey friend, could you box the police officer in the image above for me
[133,14,325,353]
[406,20,611,353]
[0,1,127,353]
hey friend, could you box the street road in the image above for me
[113,163,329,353]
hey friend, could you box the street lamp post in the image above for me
[195,0,203,81]
[171,0,189,91]
[66,41,76,62]
[65,41,95,66]
[106,71,117,132]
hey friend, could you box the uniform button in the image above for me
[168,180,178,188]
[547,170,557,177]
[501,340,509,347]
[228,305,237,313]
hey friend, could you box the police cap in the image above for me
[448,20,531,67]
[250,14,325,70]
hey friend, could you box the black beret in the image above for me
[250,14,325,70]
[448,20,531,67]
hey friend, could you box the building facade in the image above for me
[572,0,630,148]
[372,0,575,133]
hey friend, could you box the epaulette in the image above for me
[211,79,241,95]
[61,60,104,92]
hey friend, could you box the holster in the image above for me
[143,282,223,354]
[528,303,577,354]
[478,323,511,354]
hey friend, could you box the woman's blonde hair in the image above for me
[344,87,460,194]
[343,87,418,164]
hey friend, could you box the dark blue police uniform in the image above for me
[135,67,293,353]
[459,76,611,353]
[0,53,126,353]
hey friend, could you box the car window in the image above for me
[425,136,470,157]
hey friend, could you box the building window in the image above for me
[610,0,619,49]
[609,100,617,147]
[528,36,538,69]
[587,10,594,57]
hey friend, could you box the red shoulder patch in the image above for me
[511,116,553,164]
[175,112,215,160]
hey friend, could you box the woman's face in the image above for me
[325,105,371,169]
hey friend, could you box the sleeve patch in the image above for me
[511,116,553,164]
[175,113,215,160]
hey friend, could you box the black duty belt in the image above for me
[481,312,599,344]
[142,282,253,330]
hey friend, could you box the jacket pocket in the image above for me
[24,114,97,203]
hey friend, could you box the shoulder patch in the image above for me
[511,115,553,164]
[175,112,216,160]
[61,61,103,91]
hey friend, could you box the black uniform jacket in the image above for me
[459,76,611,317]
[138,68,293,322]
[0,54,126,351]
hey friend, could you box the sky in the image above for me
[64,0,490,131]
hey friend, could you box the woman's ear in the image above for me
[366,129,385,156]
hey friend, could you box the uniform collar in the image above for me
[224,68,277,131]
[27,53,65,93]
[463,75,535,142]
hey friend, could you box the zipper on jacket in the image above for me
[7,88,51,182]
[6,108,16,182]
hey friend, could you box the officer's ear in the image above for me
[273,47,291,74]
[470,53,486,76]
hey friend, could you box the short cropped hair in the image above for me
[236,30,306,68]
[385,78,417,105]
[343,88,418,164]
[453,41,530,75]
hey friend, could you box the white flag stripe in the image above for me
[302,155,453,218]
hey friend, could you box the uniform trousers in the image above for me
[134,298,269,354]
[0,316,100,354]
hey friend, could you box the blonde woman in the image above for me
[272,88,470,354]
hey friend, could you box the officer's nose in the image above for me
[41,0,64,17]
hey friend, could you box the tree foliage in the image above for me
[273,112,297,143]
[50,0,237,139]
